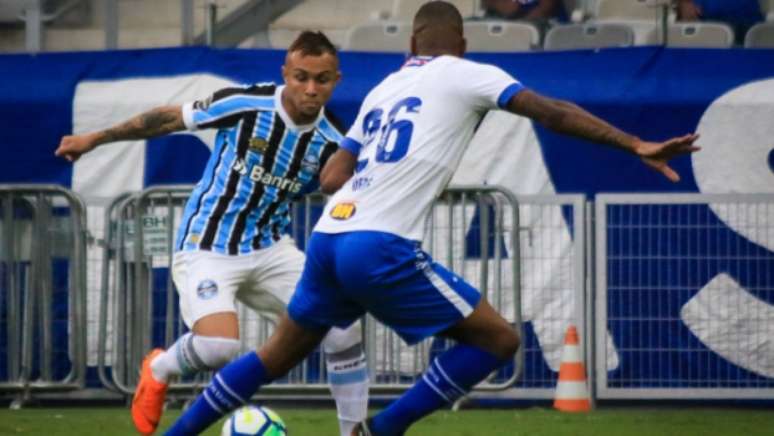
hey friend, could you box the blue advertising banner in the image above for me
[1,46,772,391]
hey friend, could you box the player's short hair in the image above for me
[288,31,337,57]
[413,1,463,34]
[412,1,464,53]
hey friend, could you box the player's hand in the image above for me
[55,134,98,162]
[634,133,701,183]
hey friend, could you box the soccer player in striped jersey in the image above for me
[55,31,369,436]
[164,2,700,435]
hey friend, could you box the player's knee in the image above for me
[322,321,363,355]
[192,335,241,370]
[491,327,520,360]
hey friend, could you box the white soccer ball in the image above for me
[221,405,287,436]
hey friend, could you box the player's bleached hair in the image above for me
[288,30,338,57]
[412,1,464,53]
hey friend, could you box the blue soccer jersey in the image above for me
[176,83,341,255]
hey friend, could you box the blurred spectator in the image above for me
[677,0,763,42]
[481,0,567,23]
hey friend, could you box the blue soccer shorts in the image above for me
[287,231,481,345]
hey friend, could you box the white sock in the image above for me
[326,344,369,436]
[150,333,240,383]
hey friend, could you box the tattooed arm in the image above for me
[55,105,185,162]
[506,90,700,182]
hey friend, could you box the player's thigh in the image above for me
[171,251,248,334]
[237,237,305,317]
[359,254,481,344]
[286,233,364,331]
[440,298,520,360]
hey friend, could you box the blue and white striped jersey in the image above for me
[176,83,341,255]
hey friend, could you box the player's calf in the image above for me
[165,316,327,435]
[150,333,241,383]
[442,299,521,360]
[365,301,519,435]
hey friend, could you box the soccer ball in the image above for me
[221,405,287,436]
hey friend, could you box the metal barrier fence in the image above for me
[510,194,588,399]
[11,187,773,403]
[0,185,88,406]
[98,185,527,399]
[370,191,589,400]
[595,193,774,399]
[363,186,524,394]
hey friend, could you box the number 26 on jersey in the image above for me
[360,97,423,169]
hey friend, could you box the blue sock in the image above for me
[370,344,504,436]
[165,352,270,435]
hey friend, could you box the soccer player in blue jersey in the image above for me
[162,2,700,435]
[55,32,369,436]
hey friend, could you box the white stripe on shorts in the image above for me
[422,267,474,317]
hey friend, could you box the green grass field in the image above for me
[1,407,773,435]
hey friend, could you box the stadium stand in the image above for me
[0,0,25,23]
[0,0,252,52]
[589,0,672,45]
[268,0,388,48]
[544,22,635,50]
[3,1,774,64]
[745,21,774,47]
[666,22,734,47]
[342,21,413,52]
[761,0,774,20]
[595,0,665,20]
[392,0,477,21]
[463,21,540,52]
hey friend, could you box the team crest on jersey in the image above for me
[196,279,218,300]
[330,202,356,220]
[249,137,269,153]
[301,153,319,172]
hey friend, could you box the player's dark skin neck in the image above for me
[414,49,459,57]
[280,90,319,126]
[411,33,465,58]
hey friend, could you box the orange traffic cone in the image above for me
[553,325,591,412]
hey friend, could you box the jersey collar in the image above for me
[275,85,323,132]
[402,55,436,68]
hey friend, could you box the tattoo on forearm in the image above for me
[511,91,638,152]
[96,106,184,145]
[559,104,637,151]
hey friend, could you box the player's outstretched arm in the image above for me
[506,89,700,182]
[320,148,357,194]
[55,105,185,162]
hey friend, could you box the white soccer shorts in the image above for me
[172,236,304,328]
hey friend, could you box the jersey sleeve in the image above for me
[451,60,525,112]
[339,92,378,157]
[340,114,365,156]
[182,85,274,131]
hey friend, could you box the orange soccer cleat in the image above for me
[131,349,168,435]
